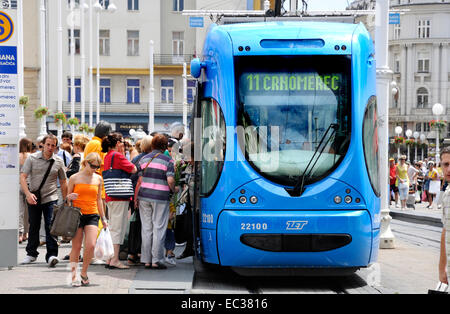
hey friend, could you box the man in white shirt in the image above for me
[438,147,450,285]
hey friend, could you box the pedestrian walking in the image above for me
[389,158,399,208]
[61,131,73,154]
[19,137,33,244]
[102,133,137,269]
[135,134,177,269]
[396,155,409,210]
[427,161,440,208]
[438,147,450,285]
[67,152,108,287]
[19,134,68,267]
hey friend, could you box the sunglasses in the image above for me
[88,162,100,170]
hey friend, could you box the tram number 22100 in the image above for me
[240,222,268,231]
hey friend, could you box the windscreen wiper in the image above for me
[285,123,338,197]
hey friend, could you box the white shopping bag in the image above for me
[94,228,114,261]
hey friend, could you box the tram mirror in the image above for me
[191,58,203,78]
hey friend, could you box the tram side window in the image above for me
[363,96,380,196]
[201,98,226,196]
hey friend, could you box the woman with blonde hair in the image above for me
[67,152,108,286]
[66,134,90,178]
[396,155,409,210]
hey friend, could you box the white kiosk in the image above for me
[0,8,19,268]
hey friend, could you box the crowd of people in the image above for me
[389,155,448,210]
[16,123,450,288]
[18,121,194,287]
[390,151,450,287]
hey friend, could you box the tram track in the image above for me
[191,266,380,294]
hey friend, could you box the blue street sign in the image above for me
[189,16,204,28]
[389,13,400,25]
[0,46,17,74]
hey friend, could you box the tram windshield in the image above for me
[236,55,352,186]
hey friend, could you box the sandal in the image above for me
[109,263,130,270]
[80,274,89,286]
[71,272,81,287]
[151,262,167,270]
[127,257,138,266]
[71,280,81,287]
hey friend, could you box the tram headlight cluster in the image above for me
[231,192,259,205]
[238,195,258,204]
[334,189,360,205]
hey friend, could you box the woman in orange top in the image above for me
[67,152,108,287]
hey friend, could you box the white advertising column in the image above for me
[0,8,19,267]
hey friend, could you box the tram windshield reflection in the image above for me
[236,55,352,186]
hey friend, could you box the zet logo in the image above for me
[286,221,308,230]
[0,11,14,43]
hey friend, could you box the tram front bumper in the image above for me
[214,209,373,268]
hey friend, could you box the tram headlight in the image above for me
[344,195,352,204]
[334,196,342,204]
[239,196,247,204]
[250,196,258,204]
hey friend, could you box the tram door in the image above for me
[191,82,203,257]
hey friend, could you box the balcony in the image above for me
[62,102,192,115]
[153,54,195,65]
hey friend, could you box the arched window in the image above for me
[417,87,428,108]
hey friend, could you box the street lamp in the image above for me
[405,129,412,162]
[39,0,47,137]
[413,131,419,162]
[432,102,444,165]
[94,0,116,125]
[395,126,402,160]
[420,133,426,160]
[391,80,398,97]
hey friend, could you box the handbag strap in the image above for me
[37,158,55,192]
[142,152,161,175]
[109,152,116,170]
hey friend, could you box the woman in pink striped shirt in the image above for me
[135,134,177,269]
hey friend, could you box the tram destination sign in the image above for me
[241,72,344,94]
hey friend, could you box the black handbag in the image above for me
[30,159,55,205]
[50,199,81,238]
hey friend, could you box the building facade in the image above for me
[19,0,303,140]
[23,0,268,139]
[348,0,450,161]
[388,0,450,156]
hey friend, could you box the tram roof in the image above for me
[217,21,360,41]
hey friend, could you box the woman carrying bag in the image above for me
[102,133,137,269]
[67,152,108,287]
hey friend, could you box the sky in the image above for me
[301,0,350,11]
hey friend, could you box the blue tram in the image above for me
[190,21,380,273]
